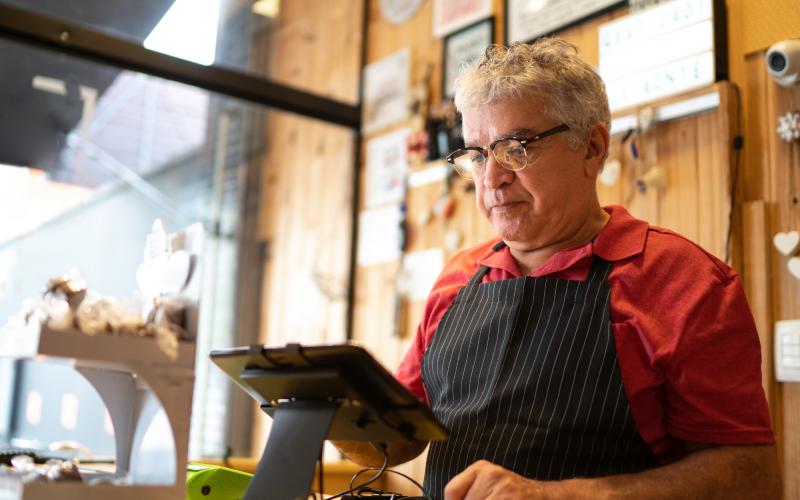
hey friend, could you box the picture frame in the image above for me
[442,17,495,100]
[433,0,493,38]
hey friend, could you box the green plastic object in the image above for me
[185,463,253,500]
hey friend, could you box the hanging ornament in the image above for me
[789,257,800,280]
[777,111,800,142]
[774,231,800,256]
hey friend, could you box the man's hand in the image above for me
[443,445,781,500]
[444,460,562,500]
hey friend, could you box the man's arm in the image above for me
[444,445,780,500]
[331,440,428,468]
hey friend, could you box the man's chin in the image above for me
[491,225,530,246]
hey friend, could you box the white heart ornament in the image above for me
[774,231,800,256]
[789,257,800,280]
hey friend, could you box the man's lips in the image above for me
[488,201,523,212]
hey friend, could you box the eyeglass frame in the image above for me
[445,123,571,178]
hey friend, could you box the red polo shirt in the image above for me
[396,205,774,462]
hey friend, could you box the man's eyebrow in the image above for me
[464,128,536,148]
[498,128,536,140]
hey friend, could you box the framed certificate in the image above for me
[433,0,493,37]
[442,17,495,99]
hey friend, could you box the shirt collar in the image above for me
[477,205,648,275]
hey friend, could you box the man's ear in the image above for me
[584,123,610,177]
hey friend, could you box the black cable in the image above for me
[725,83,744,265]
[319,446,324,498]
[324,447,389,500]
[337,465,432,500]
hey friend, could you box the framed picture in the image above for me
[361,48,410,135]
[433,0,493,38]
[442,17,495,99]
[506,0,626,43]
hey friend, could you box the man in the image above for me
[337,39,780,499]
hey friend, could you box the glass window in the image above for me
[0,31,356,459]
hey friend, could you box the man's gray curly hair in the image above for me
[453,38,610,150]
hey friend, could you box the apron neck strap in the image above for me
[468,240,613,285]
[467,240,506,286]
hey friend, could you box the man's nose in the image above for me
[482,153,514,189]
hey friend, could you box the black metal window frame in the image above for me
[0,3,361,129]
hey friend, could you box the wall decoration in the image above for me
[357,205,403,266]
[442,17,494,99]
[433,0,493,38]
[789,257,800,280]
[400,248,445,300]
[598,0,725,112]
[773,231,800,281]
[365,128,411,208]
[506,0,625,43]
[777,111,800,142]
[774,231,800,256]
[380,0,424,25]
[362,49,410,135]
[427,100,464,161]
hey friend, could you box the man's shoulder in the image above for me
[639,225,736,284]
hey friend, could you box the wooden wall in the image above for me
[743,51,800,499]
[253,0,363,452]
[352,0,737,490]
[250,0,800,495]
[728,0,800,496]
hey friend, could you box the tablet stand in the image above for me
[244,400,337,500]
[211,343,449,500]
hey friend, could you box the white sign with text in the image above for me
[599,0,716,111]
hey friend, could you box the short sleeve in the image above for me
[397,320,428,405]
[663,274,774,445]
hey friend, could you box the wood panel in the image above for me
[598,83,736,261]
[745,51,800,499]
[742,202,778,407]
[252,0,363,453]
[353,1,737,491]
[244,0,797,494]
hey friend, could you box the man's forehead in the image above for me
[460,101,548,144]
[461,117,539,144]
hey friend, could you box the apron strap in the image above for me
[587,255,614,283]
[467,240,508,286]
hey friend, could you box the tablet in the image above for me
[210,343,448,442]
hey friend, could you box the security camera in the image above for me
[766,40,800,87]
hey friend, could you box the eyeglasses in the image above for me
[446,123,570,180]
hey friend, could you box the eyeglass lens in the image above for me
[451,139,528,178]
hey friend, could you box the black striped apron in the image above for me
[421,244,659,499]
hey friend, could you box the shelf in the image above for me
[6,481,183,500]
[0,325,195,373]
[0,325,196,500]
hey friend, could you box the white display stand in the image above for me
[0,223,203,500]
